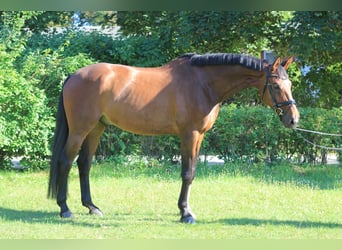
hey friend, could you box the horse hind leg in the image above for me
[77,122,105,216]
[57,133,86,218]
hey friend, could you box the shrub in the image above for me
[205,105,342,164]
[0,48,54,169]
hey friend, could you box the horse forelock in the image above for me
[277,66,289,80]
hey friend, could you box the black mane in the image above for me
[179,53,264,71]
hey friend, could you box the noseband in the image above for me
[262,70,296,119]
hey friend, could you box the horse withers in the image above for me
[48,53,299,223]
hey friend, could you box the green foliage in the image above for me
[19,45,96,112]
[0,47,54,168]
[287,11,342,109]
[293,107,342,163]
[0,12,55,168]
[21,11,74,32]
[96,126,141,160]
[205,105,342,164]
[96,126,180,164]
[117,11,290,57]
[288,11,341,67]
[116,10,284,64]
[22,11,117,33]
[298,63,342,108]
[0,11,341,170]
[0,13,97,169]
[26,29,168,66]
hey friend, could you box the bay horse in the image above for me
[48,53,300,223]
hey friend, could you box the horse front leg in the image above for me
[178,131,204,224]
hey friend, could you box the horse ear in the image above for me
[281,56,295,70]
[271,57,281,72]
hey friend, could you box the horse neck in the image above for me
[202,65,266,102]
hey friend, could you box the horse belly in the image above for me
[103,102,178,136]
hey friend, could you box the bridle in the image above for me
[261,68,296,119]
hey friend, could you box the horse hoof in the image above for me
[89,208,104,216]
[180,215,196,224]
[60,210,74,218]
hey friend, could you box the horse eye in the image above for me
[274,84,281,90]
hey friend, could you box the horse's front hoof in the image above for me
[89,207,104,216]
[180,215,196,224]
[60,210,74,219]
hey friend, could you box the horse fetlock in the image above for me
[83,203,104,216]
[179,205,196,219]
[89,207,104,216]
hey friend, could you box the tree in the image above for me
[117,11,291,58]
[287,11,342,108]
[1,11,117,33]
[288,11,341,66]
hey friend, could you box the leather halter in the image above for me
[262,69,296,119]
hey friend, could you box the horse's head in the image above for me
[260,56,300,129]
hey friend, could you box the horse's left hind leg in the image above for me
[57,133,85,218]
[77,122,105,216]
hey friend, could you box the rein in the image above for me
[261,71,296,119]
[293,127,342,151]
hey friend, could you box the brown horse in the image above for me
[48,53,299,223]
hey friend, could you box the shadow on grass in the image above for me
[0,206,177,228]
[2,206,342,230]
[0,206,118,228]
[207,217,342,229]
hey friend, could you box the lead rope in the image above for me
[294,127,342,137]
[265,109,271,162]
[293,127,342,151]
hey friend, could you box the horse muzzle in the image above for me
[278,102,300,129]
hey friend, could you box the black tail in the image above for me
[48,79,69,199]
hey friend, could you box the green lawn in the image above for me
[0,161,342,239]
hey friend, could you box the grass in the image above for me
[0,159,342,239]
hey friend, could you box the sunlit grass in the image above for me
[0,161,341,239]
